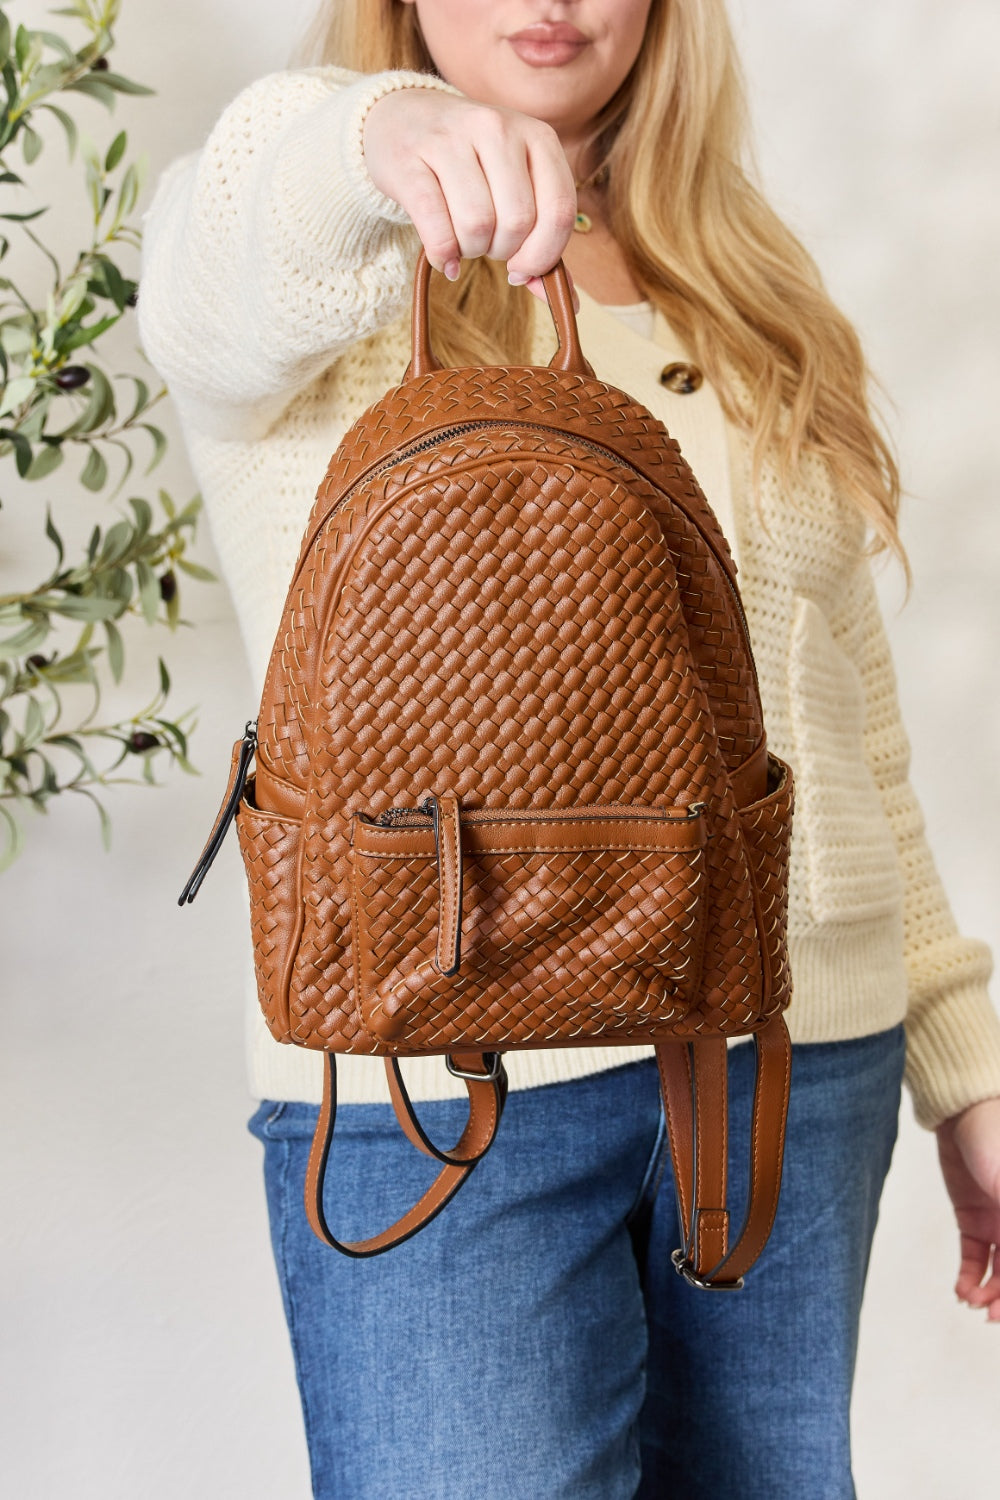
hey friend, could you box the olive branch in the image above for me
[0,0,213,868]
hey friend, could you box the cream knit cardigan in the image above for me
[138,64,1000,1128]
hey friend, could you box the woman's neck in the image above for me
[559,203,645,306]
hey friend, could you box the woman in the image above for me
[139,2,1000,1495]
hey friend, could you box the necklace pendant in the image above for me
[573,210,592,233]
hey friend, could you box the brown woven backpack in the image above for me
[181,253,794,1289]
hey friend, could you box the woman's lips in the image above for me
[508,36,589,67]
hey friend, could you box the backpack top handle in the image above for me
[406,248,595,380]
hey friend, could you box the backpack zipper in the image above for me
[178,719,258,904]
[362,798,707,829]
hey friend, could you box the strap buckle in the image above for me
[446,1052,504,1083]
[671,1248,745,1292]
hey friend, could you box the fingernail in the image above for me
[444,258,460,281]
[507,270,528,286]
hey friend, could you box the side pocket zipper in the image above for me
[177,720,257,905]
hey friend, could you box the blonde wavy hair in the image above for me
[294,0,904,565]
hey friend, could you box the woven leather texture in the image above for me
[738,756,795,1015]
[241,356,793,1057]
[236,803,298,1040]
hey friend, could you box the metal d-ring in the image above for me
[446,1052,504,1083]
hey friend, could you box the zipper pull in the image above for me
[371,800,434,827]
[178,720,257,906]
[426,791,463,977]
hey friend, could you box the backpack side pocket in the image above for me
[738,754,794,1019]
[237,799,301,1042]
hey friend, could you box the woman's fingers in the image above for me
[956,1230,993,1300]
[504,125,578,282]
[956,1229,1000,1315]
[465,123,579,309]
[937,1101,1000,1321]
[392,159,462,276]
[466,124,538,264]
[362,91,579,299]
[421,143,501,264]
[399,148,579,309]
[421,108,575,277]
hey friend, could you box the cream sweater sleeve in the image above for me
[137,65,461,441]
[832,558,1000,1128]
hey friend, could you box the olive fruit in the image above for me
[127,730,159,754]
[55,365,91,390]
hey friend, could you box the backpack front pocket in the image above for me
[350,798,707,1052]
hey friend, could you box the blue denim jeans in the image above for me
[248,1024,905,1499]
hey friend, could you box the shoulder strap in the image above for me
[303,1016,789,1274]
[656,1012,792,1289]
[304,1051,507,1257]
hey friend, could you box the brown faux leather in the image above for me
[657,1013,792,1286]
[189,251,796,1280]
[305,1050,508,1257]
[352,798,709,1046]
[429,791,463,977]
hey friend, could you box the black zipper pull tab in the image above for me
[178,720,257,906]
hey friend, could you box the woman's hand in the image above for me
[935,1095,1000,1320]
[362,87,579,308]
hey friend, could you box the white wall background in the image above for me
[2,1,998,1495]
